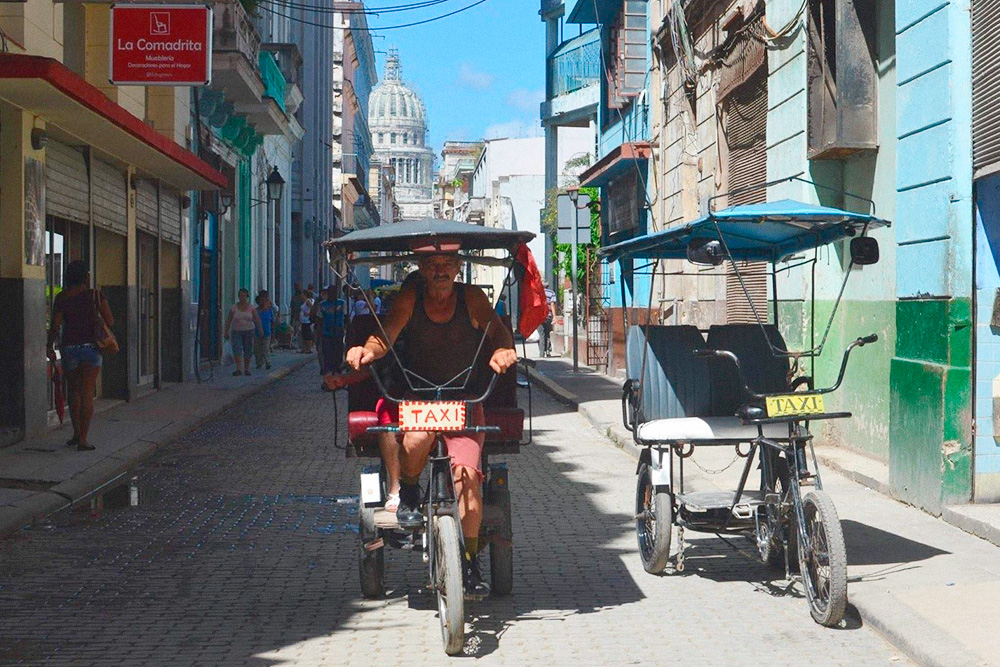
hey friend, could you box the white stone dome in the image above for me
[369,51,427,133]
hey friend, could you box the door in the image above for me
[137,231,157,385]
[46,216,90,416]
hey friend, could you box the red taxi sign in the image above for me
[109,4,213,86]
[398,401,467,432]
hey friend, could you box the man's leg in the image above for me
[453,465,483,544]
[378,433,402,508]
[396,430,435,527]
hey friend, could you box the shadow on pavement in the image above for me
[841,519,949,567]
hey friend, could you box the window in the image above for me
[390,95,397,115]
[391,132,397,144]
[607,1,647,110]
[378,133,384,143]
[403,133,409,145]
[807,0,878,158]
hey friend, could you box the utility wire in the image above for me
[265,0,455,15]
[262,0,486,30]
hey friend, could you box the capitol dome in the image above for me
[369,49,435,220]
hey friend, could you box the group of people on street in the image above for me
[224,288,278,376]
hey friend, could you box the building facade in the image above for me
[435,141,483,220]
[0,1,227,446]
[368,49,435,221]
[560,0,1000,514]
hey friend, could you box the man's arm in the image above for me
[465,286,517,374]
[345,288,416,370]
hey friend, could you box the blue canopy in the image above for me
[598,199,891,263]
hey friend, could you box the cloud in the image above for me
[505,88,545,115]
[483,119,544,140]
[457,63,495,91]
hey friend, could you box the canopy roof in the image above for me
[325,218,535,254]
[599,199,891,263]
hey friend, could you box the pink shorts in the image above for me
[375,398,485,477]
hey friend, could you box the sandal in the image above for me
[384,493,401,513]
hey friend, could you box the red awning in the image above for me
[0,55,226,191]
[578,141,652,188]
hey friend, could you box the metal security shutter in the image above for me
[92,160,127,235]
[973,0,1000,174]
[135,179,158,236]
[159,188,182,245]
[723,63,768,323]
[45,141,88,224]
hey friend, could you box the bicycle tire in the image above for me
[798,490,848,626]
[635,463,672,574]
[435,514,465,655]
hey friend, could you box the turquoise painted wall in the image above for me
[763,0,897,462]
[890,0,973,510]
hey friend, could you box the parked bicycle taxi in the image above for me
[599,195,891,627]
[323,218,536,655]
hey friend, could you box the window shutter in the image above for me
[621,1,648,97]
[973,0,1000,174]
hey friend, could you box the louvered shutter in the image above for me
[973,0,1000,174]
[45,141,88,224]
[92,160,127,235]
[160,189,183,245]
[622,1,647,96]
[723,62,768,323]
[135,179,158,235]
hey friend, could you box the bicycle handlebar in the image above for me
[366,358,501,405]
[692,333,878,400]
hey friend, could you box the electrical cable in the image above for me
[264,0,454,15]
[261,0,487,31]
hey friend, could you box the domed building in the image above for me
[369,49,435,221]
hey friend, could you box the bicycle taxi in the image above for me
[599,199,890,627]
[324,218,536,655]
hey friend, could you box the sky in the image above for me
[363,0,548,157]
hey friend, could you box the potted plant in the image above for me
[275,321,292,348]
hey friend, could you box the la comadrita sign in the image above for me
[109,4,212,86]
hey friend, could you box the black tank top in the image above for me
[401,283,484,392]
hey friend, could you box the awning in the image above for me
[0,55,226,191]
[599,199,892,263]
[578,141,652,188]
[325,217,535,253]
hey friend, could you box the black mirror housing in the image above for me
[850,236,880,265]
[687,238,725,266]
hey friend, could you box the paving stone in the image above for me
[0,366,906,665]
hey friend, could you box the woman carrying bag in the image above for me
[46,260,116,452]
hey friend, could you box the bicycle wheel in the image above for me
[434,514,465,655]
[798,490,847,626]
[758,457,798,570]
[635,463,672,574]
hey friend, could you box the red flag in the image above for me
[514,243,548,338]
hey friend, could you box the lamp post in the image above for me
[265,166,285,305]
[568,187,581,372]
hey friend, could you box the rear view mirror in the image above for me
[850,237,880,265]
[686,238,725,266]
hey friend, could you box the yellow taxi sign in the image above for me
[765,393,825,418]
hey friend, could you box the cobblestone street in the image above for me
[0,365,906,666]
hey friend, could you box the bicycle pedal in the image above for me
[799,476,817,486]
[464,591,488,602]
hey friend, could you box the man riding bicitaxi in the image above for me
[345,252,517,597]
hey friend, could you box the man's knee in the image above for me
[401,431,434,455]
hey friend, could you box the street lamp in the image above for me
[219,191,233,216]
[266,166,285,202]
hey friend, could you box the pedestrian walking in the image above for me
[352,290,371,321]
[317,285,346,377]
[225,288,263,376]
[299,290,315,354]
[539,282,556,357]
[45,260,115,452]
[289,284,303,344]
[255,290,278,370]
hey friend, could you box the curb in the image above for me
[851,592,984,667]
[0,358,309,539]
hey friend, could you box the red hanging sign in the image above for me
[109,4,213,86]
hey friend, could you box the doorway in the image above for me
[46,216,91,416]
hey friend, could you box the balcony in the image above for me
[342,152,369,195]
[262,43,304,115]
[542,28,600,125]
[211,0,263,106]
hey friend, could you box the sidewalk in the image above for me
[0,349,312,539]
[527,351,1000,667]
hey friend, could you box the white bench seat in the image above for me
[636,416,790,443]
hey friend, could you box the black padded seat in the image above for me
[625,325,709,423]
[706,324,790,417]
